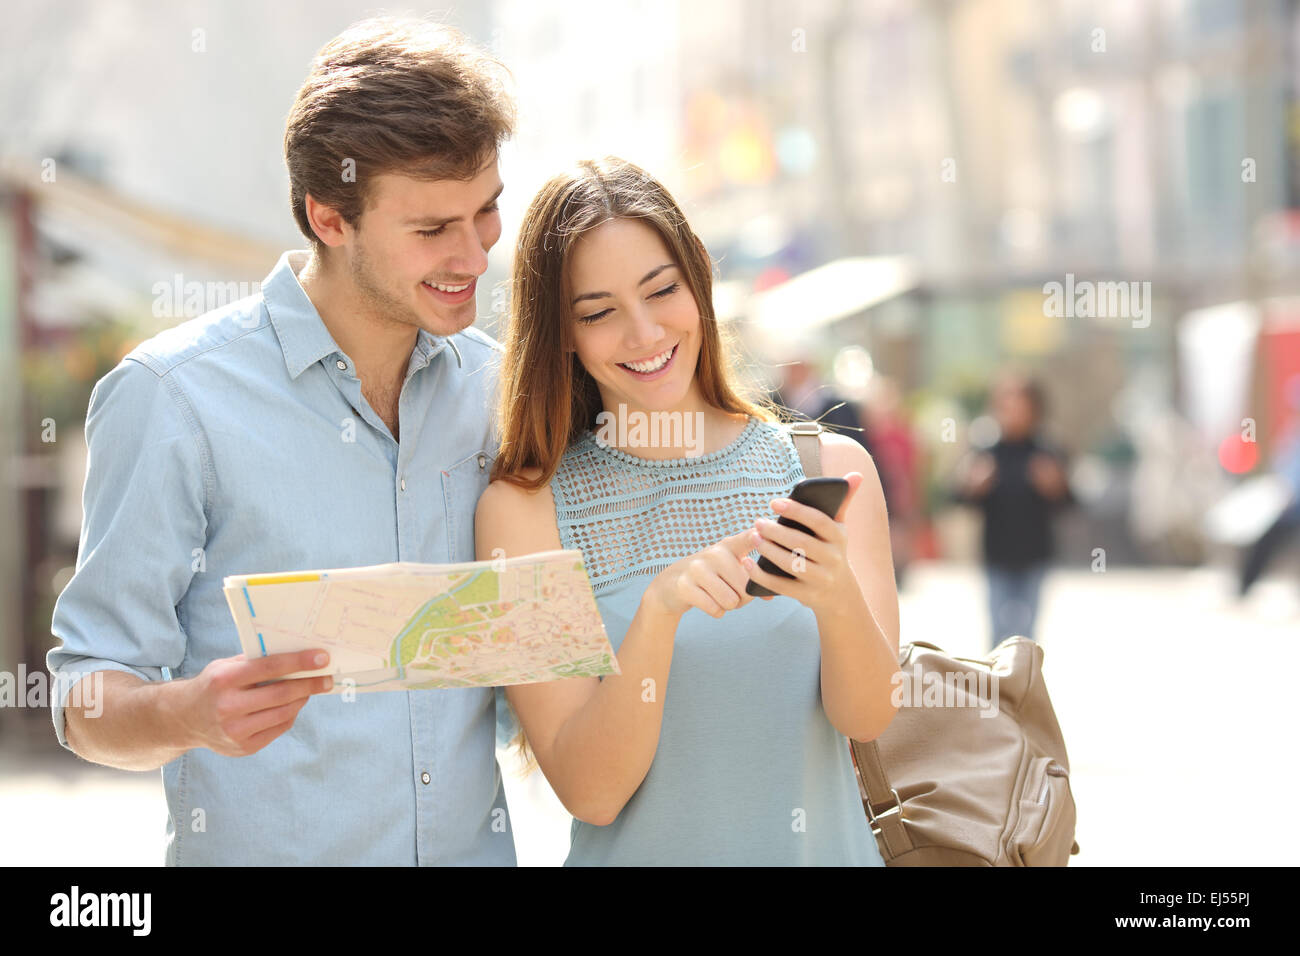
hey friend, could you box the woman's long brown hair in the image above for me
[490,156,781,491]
[490,157,785,775]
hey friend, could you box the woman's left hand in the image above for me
[741,472,864,618]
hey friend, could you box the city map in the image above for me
[222,550,618,692]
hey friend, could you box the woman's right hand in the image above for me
[642,528,764,620]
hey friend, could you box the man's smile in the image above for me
[421,276,477,304]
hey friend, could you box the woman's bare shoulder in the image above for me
[819,431,878,478]
[475,467,563,555]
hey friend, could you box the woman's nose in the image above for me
[624,302,666,350]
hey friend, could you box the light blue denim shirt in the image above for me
[47,250,516,866]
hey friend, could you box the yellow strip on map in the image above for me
[243,572,322,586]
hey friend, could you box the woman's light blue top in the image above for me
[548,414,885,866]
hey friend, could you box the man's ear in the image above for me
[304,194,349,248]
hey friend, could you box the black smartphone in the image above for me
[745,476,850,597]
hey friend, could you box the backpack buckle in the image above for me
[787,420,823,436]
[865,787,903,833]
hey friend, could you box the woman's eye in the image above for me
[650,281,680,299]
[577,309,611,325]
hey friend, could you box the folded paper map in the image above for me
[222,549,619,693]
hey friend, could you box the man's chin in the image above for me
[416,296,478,338]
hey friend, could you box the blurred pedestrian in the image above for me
[951,372,1075,648]
[769,355,875,459]
[864,375,920,590]
[1238,397,1300,596]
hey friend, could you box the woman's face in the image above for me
[565,217,703,417]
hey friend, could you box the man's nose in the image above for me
[444,223,489,277]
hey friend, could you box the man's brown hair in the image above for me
[284,16,515,247]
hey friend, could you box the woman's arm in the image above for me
[951,449,997,505]
[474,474,682,826]
[742,434,902,741]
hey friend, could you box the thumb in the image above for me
[834,472,864,522]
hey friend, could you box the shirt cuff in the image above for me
[49,660,157,752]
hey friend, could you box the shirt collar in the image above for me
[263,250,462,380]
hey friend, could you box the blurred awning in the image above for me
[1176,300,1260,447]
[0,155,283,278]
[748,255,918,350]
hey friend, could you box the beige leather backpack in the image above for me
[786,420,1081,866]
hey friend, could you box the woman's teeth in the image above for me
[619,344,675,373]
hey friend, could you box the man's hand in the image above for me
[175,650,335,757]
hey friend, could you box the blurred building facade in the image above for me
[5,0,1300,741]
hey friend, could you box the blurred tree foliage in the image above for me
[20,316,141,435]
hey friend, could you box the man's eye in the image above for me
[417,227,446,239]
[480,203,500,214]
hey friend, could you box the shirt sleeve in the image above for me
[46,356,209,751]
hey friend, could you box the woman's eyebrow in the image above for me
[571,263,676,306]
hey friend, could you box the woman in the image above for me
[475,157,900,865]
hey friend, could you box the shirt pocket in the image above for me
[442,448,495,562]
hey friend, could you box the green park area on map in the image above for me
[223,551,619,693]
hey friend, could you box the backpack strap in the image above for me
[785,417,914,860]
[786,420,823,478]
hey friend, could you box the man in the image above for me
[46,17,517,865]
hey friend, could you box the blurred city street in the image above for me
[5,559,1297,867]
[3,0,1300,874]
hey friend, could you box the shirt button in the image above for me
[336,359,347,371]
[477,454,487,470]
[420,772,431,785]
[400,478,407,491]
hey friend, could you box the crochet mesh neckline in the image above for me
[577,414,761,468]
[552,415,804,596]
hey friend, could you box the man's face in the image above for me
[341,157,503,337]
